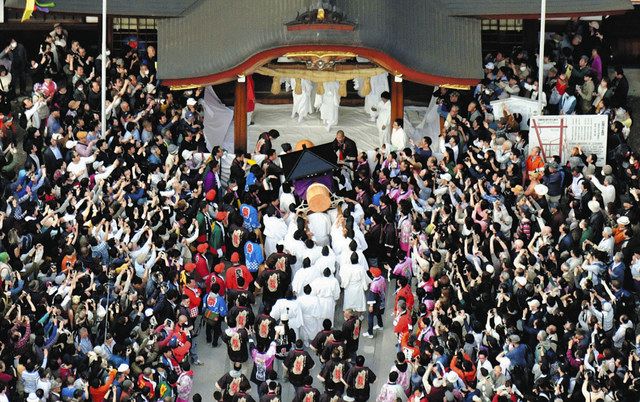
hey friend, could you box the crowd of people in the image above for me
[0,17,638,402]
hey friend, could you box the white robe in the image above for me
[375,99,391,146]
[352,226,368,252]
[279,191,297,213]
[271,298,304,338]
[301,245,323,266]
[316,81,340,129]
[310,275,341,322]
[339,250,368,275]
[289,241,307,276]
[292,267,321,296]
[298,294,323,343]
[390,127,408,151]
[358,72,390,119]
[307,212,332,247]
[291,78,314,122]
[340,263,371,313]
[263,215,288,257]
[416,96,443,154]
[314,252,337,275]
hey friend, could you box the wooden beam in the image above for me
[391,79,404,124]
[234,80,247,153]
[265,62,378,71]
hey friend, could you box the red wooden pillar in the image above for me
[234,79,247,152]
[391,77,404,124]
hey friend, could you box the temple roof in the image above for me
[157,0,632,86]
[8,0,630,85]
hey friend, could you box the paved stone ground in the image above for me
[190,282,399,401]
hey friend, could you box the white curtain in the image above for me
[203,86,234,152]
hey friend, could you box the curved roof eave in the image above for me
[160,44,482,87]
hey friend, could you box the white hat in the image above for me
[617,216,630,226]
[186,97,197,106]
[534,184,548,196]
[515,276,527,286]
[52,133,64,141]
[92,160,104,170]
[27,392,39,402]
[65,140,78,149]
[589,21,600,30]
[485,62,495,70]
[432,378,444,387]
[588,200,601,213]
[527,299,541,308]
[440,173,452,182]
[145,308,154,318]
[181,150,194,160]
[485,264,495,274]
[118,363,130,372]
[445,371,459,383]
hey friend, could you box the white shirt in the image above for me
[390,127,408,150]
[571,174,584,200]
[67,155,96,179]
[590,176,615,206]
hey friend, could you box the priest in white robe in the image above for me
[340,252,371,313]
[367,73,390,120]
[338,240,368,274]
[298,285,322,345]
[311,268,341,322]
[292,257,321,296]
[314,246,337,275]
[301,239,323,266]
[390,119,408,151]
[279,184,297,214]
[263,214,289,257]
[316,81,340,132]
[291,78,314,123]
[374,91,391,147]
[285,230,307,275]
[307,211,332,247]
[271,292,304,338]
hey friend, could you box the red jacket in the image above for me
[395,285,414,313]
[89,369,116,401]
[183,285,202,310]
[225,264,253,290]
[204,272,226,295]
[194,253,209,280]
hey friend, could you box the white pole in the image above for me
[100,0,107,138]
[101,0,109,344]
[537,0,546,114]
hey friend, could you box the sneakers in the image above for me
[193,360,204,366]
[373,325,383,331]
[362,332,374,339]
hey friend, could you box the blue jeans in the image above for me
[367,307,384,333]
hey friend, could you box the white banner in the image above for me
[529,115,608,166]
[490,95,540,130]
[203,86,234,152]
